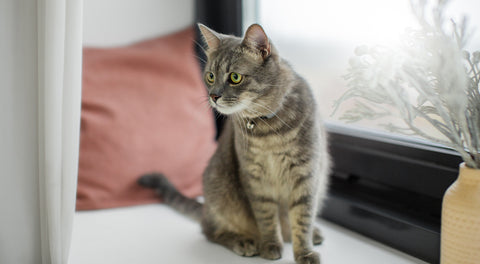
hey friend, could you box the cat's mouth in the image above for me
[210,97,249,115]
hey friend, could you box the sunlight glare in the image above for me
[260,0,417,45]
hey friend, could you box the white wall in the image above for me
[0,0,41,263]
[83,0,195,47]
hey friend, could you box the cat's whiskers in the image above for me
[197,95,216,114]
[258,118,283,138]
[213,111,223,125]
[198,95,211,105]
[231,101,257,148]
[233,114,249,151]
[244,107,283,138]
[261,84,284,87]
[192,39,208,56]
[249,101,293,129]
[234,115,243,150]
[193,54,207,64]
[242,114,251,151]
[241,112,255,137]
[233,101,283,138]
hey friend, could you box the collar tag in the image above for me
[247,120,255,130]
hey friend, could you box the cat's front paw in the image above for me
[260,241,283,260]
[312,227,324,245]
[295,251,320,264]
[232,238,258,257]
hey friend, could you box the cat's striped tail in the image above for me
[138,173,203,222]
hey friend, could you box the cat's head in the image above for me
[198,24,289,118]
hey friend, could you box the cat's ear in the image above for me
[198,23,221,51]
[242,24,271,59]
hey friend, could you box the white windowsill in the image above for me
[69,204,428,264]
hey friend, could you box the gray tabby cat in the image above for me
[138,24,330,264]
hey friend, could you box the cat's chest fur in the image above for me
[233,117,315,196]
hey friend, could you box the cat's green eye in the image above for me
[229,72,243,84]
[205,72,215,84]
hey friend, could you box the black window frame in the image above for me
[323,123,461,263]
[196,1,461,263]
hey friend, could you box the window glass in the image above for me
[244,0,480,140]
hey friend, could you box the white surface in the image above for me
[70,204,428,264]
[0,1,41,263]
[83,0,195,47]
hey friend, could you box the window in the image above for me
[240,0,478,263]
[244,0,480,135]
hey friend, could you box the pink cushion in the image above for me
[77,27,216,210]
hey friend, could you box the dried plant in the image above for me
[333,0,480,168]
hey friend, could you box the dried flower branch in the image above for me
[333,0,480,168]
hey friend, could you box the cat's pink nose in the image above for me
[210,94,221,103]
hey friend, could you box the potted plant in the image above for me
[332,0,480,263]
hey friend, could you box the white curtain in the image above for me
[37,0,83,263]
[0,0,83,263]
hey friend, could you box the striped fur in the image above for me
[139,24,330,264]
[137,173,202,221]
